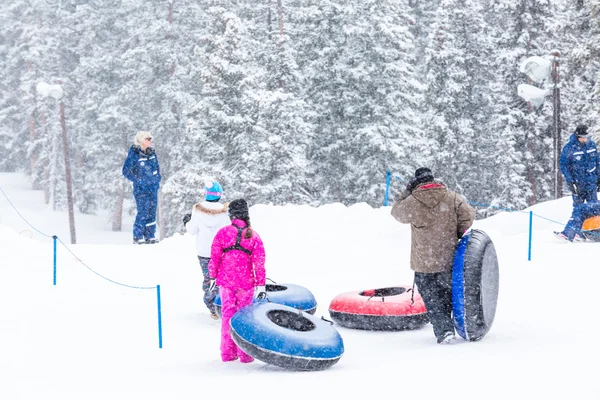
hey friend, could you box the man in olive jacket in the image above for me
[391,168,475,344]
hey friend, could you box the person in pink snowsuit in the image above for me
[208,199,266,363]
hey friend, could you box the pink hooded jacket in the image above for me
[208,219,266,291]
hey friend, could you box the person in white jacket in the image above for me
[183,181,230,319]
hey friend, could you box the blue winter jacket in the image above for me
[122,145,161,193]
[560,133,600,185]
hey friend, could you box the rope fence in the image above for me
[0,185,163,348]
[384,170,600,260]
[2,170,597,349]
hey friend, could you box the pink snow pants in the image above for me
[219,287,254,363]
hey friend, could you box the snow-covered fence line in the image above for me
[383,171,600,260]
[0,185,164,349]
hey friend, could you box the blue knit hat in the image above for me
[205,181,223,201]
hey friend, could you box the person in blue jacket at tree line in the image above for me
[122,131,162,244]
[555,125,600,241]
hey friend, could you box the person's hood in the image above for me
[569,133,587,146]
[411,182,448,208]
[193,201,229,227]
[569,133,577,144]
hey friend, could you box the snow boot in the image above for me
[239,354,254,363]
[437,332,457,345]
[133,238,145,245]
[146,238,159,244]
[553,231,573,242]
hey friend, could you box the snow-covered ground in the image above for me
[1,172,598,400]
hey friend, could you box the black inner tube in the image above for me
[266,284,287,292]
[267,310,316,332]
[359,287,406,297]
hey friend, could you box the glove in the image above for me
[568,182,579,196]
[255,285,267,301]
[406,176,419,192]
[208,279,217,292]
[182,213,192,226]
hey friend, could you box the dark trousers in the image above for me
[414,271,454,340]
[133,190,158,240]
[198,256,218,313]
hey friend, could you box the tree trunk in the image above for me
[41,113,50,204]
[60,101,76,244]
[277,0,284,36]
[112,128,128,231]
[159,190,166,240]
[30,116,37,186]
[112,183,125,232]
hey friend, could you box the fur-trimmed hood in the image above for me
[194,201,229,215]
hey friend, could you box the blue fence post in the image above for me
[528,211,533,261]
[53,235,57,285]
[384,170,391,206]
[157,285,163,349]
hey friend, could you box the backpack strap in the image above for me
[223,225,252,255]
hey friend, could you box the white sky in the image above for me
[1,172,598,400]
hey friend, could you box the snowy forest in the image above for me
[0,0,599,238]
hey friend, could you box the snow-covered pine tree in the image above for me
[423,0,494,203]
[407,0,441,71]
[247,1,316,205]
[135,1,207,237]
[292,0,423,205]
[589,1,600,136]
[0,2,29,172]
[486,0,557,205]
[17,0,73,211]
[558,0,600,138]
[167,3,263,236]
[482,0,541,210]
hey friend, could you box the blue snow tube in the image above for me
[452,229,499,341]
[230,302,344,371]
[214,283,317,317]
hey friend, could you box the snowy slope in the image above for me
[1,172,598,400]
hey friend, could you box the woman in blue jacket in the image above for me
[122,131,162,244]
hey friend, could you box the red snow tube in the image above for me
[328,286,428,331]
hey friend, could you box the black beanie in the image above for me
[229,199,250,220]
[414,167,434,186]
[575,125,589,138]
